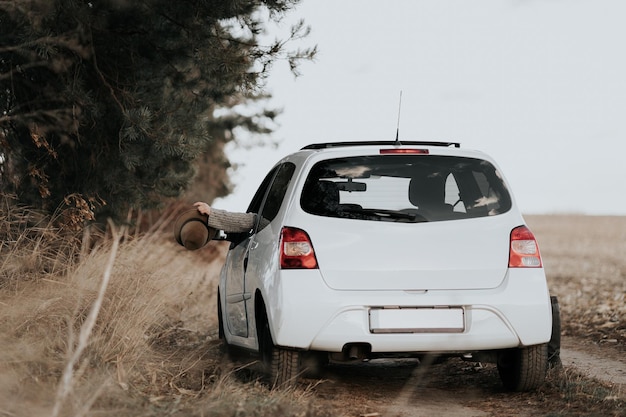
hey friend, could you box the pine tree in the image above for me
[0,0,314,226]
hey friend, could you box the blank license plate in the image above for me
[369,307,465,333]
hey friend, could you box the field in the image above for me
[0,212,624,416]
[526,215,626,348]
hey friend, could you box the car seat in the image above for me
[408,173,453,217]
[303,180,340,215]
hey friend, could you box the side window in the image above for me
[227,166,279,248]
[258,162,296,229]
[246,166,280,214]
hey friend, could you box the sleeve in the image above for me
[207,208,256,233]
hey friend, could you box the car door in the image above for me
[242,162,296,336]
[224,166,279,338]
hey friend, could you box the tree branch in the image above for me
[0,108,74,126]
[0,32,88,57]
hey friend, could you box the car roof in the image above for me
[301,140,461,150]
[271,141,499,172]
[285,140,493,161]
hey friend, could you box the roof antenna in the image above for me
[394,90,402,146]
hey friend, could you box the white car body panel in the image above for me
[286,211,515,291]
[218,143,553,359]
[268,267,551,351]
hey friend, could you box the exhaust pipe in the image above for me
[330,343,371,362]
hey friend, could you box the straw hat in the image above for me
[173,208,216,250]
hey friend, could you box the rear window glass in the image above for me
[300,155,512,223]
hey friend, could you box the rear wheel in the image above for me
[497,344,548,392]
[258,308,300,388]
[269,345,300,388]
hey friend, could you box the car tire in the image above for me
[258,308,300,388]
[548,295,562,368]
[270,345,300,388]
[497,343,548,392]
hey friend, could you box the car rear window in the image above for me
[300,155,512,222]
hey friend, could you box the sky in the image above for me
[216,0,626,216]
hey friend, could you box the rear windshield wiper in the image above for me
[340,207,427,222]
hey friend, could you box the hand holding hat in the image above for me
[173,203,216,250]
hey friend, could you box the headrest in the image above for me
[408,174,446,207]
[303,180,340,214]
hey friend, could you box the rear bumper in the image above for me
[269,268,552,353]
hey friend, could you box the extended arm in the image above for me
[194,202,256,233]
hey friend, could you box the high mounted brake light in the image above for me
[509,225,542,268]
[301,141,460,149]
[280,227,318,269]
[379,149,429,154]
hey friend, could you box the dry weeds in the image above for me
[0,210,623,416]
[0,202,327,417]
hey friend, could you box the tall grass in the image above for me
[2,207,622,416]
[0,203,328,417]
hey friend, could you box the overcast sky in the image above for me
[216,0,626,216]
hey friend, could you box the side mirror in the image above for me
[212,230,229,241]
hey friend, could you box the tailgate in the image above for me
[308,216,513,291]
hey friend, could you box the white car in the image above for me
[216,141,558,391]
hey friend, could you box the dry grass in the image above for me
[0,202,328,417]
[0,209,623,416]
[0,202,82,284]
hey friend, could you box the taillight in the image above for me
[509,225,542,268]
[280,227,318,269]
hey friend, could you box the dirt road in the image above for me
[222,336,624,417]
[263,337,625,417]
[560,339,626,388]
